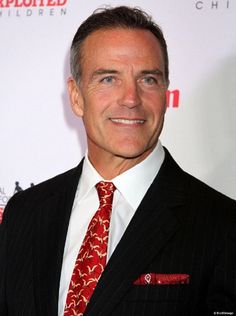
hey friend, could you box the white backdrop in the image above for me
[1,0,236,218]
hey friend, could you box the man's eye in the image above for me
[142,76,158,85]
[100,76,115,83]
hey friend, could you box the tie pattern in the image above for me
[64,181,116,316]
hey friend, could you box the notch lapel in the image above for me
[84,149,188,316]
[33,163,83,316]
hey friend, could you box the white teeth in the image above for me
[111,118,144,124]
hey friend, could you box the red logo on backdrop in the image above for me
[166,89,180,108]
[0,0,67,7]
[0,0,68,18]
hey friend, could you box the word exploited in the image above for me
[0,0,67,8]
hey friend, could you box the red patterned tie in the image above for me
[64,181,116,316]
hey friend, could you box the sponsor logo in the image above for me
[0,0,68,18]
[0,186,10,210]
[166,89,180,108]
[0,186,10,223]
[195,0,231,10]
[0,0,67,7]
[0,181,34,223]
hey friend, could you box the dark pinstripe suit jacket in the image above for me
[0,149,236,316]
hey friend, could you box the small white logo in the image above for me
[144,274,151,284]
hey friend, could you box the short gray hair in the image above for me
[70,6,169,84]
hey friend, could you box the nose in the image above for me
[118,80,141,108]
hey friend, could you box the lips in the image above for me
[110,118,145,125]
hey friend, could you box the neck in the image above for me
[87,148,155,180]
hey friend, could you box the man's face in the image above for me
[69,28,168,167]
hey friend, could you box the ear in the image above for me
[67,77,84,117]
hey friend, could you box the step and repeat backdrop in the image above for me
[1,0,236,221]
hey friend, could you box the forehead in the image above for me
[80,28,164,70]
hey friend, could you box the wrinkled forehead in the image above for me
[82,27,163,54]
[79,28,165,74]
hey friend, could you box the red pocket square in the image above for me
[133,273,190,285]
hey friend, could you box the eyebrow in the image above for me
[92,69,119,78]
[91,68,164,80]
[140,69,164,76]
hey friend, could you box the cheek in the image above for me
[85,87,115,111]
[142,88,166,101]
[95,88,119,107]
[82,101,106,132]
[145,94,166,117]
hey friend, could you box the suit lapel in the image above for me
[85,149,189,316]
[33,162,83,316]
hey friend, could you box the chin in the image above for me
[113,146,151,160]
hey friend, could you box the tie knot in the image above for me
[95,181,116,206]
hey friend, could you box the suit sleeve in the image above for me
[206,207,236,314]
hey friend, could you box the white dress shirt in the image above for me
[58,142,165,315]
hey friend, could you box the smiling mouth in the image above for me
[110,118,145,125]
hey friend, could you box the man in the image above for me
[0,6,236,316]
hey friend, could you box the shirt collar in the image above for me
[78,141,165,209]
[112,141,164,210]
[77,153,103,201]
